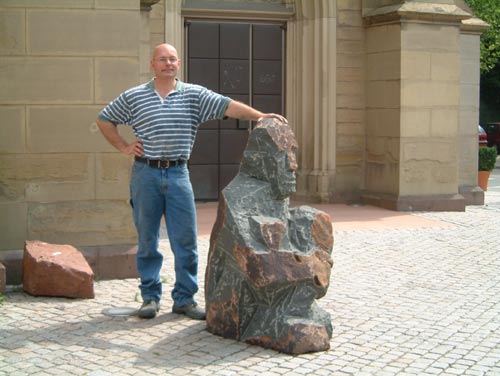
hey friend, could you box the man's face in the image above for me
[151,44,181,79]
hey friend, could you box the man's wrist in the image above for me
[254,111,264,121]
[117,142,130,154]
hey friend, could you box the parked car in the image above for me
[483,122,500,153]
[479,125,488,147]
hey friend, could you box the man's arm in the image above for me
[96,119,144,156]
[224,100,287,124]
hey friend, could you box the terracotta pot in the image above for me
[478,170,491,191]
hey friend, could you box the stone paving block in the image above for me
[1,200,500,375]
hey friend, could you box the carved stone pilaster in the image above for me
[287,0,337,203]
[164,0,183,67]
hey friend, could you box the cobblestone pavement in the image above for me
[1,188,499,375]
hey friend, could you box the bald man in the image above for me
[96,43,286,320]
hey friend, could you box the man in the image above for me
[96,43,286,320]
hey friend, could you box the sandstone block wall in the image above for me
[335,0,365,199]
[0,0,141,252]
[364,12,466,199]
[361,0,485,211]
[149,0,166,49]
[0,0,485,268]
[365,23,402,195]
[458,33,481,188]
[399,22,461,196]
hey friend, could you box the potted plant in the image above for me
[478,146,498,191]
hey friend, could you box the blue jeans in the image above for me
[130,161,198,306]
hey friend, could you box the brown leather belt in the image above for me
[134,156,186,169]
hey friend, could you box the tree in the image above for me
[464,0,500,73]
[464,0,500,123]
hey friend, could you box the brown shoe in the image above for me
[172,302,206,320]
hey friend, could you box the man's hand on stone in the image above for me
[258,113,288,124]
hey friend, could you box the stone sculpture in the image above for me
[205,118,334,354]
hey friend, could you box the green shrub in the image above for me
[479,146,498,171]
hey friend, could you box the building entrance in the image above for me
[186,20,285,200]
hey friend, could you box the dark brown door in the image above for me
[186,20,284,200]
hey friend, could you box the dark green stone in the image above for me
[205,119,334,354]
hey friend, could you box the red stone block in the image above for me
[23,240,94,299]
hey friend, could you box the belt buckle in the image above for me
[158,160,170,169]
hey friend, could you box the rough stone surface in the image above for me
[23,240,94,299]
[205,118,334,354]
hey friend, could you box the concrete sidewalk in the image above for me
[1,182,499,375]
[194,200,453,237]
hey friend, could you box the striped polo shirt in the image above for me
[98,79,231,160]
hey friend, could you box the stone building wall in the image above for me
[399,22,462,197]
[335,0,366,202]
[0,1,141,257]
[150,0,165,49]
[458,21,484,204]
[361,0,484,210]
[0,0,487,283]
[285,0,336,203]
[364,21,402,197]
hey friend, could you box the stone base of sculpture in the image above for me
[205,119,334,354]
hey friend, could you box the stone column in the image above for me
[140,0,161,82]
[287,0,337,203]
[164,0,183,79]
[362,1,474,211]
[458,17,488,205]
